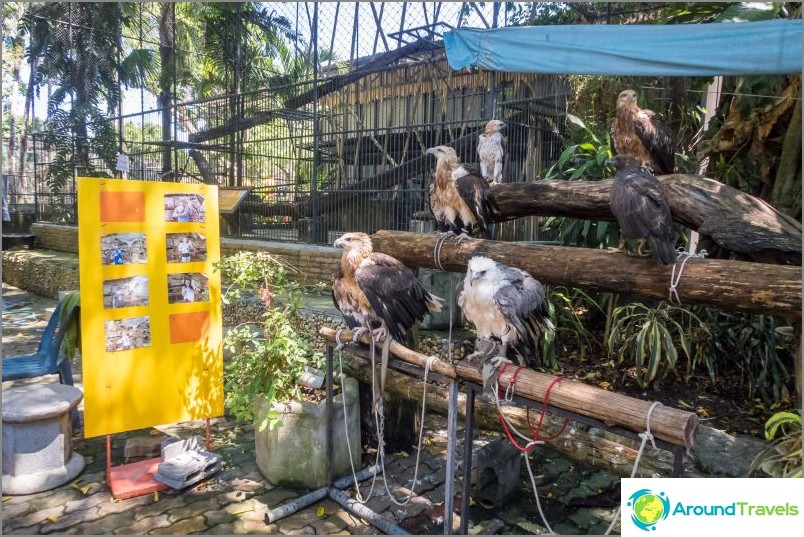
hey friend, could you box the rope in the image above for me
[525,376,570,441]
[339,337,378,503]
[601,401,664,536]
[668,248,708,305]
[433,233,450,272]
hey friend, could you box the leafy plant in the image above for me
[607,301,705,388]
[750,409,802,478]
[543,285,606,366]
[692,307,794,402]
[542,114,621,250]
[214,251,324,431]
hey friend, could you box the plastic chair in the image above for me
[3,302,81,427]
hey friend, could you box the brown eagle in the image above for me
[610,89,675,175]
[332,232,443,402]
[426,145,500,243]
[477,119,507,184]
[608,154,677,265]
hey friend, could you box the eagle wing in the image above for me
[634,110,675,174]
[492,266,553,351]
[455,169,499,235]
[355,253,439,343]
[610,167,676,244]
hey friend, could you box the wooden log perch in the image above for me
[370,230,802,319]
[491,175,802,265]
[320,327,699,448]
[339,351,687,478]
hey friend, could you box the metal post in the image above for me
[459,385,476,535]
[444,379,459,535]
[326,345,334,487]
[310,3,321,243]
[329,488,409,535]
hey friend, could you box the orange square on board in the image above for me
[100,191,146,222]
[169,311,210,344]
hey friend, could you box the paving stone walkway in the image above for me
[2,283,621,535]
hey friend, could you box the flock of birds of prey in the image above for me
[331,88,679,398]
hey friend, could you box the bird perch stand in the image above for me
[320,327,698,449]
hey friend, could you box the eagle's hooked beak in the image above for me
[500,122,508,132]
[426,147,437,156]
[469,268,481,284]
[333,237,346,248]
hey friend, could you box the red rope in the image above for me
[526,376,570,441]
[495,365,570,452]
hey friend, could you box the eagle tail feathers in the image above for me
[649,235,678,265]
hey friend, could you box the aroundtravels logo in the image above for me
[628,489,670,531]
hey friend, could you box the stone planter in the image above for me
[255,377,361,489]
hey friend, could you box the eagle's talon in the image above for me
[453,233,472,245]
[371,327,389,342]
[351,327,369,343]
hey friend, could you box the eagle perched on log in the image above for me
[477,119,507,184]
[608,154,678,265]
[426,145,500,243]
[610,89,675,175]
[458,256,554,392]
[332,232,443,402]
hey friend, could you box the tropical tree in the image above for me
[27,2,153,189]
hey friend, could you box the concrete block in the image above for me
[161,436,204,461]
[255,377,361,489]
[2,384,85,495]
[124,436,165,460]
[155,450,222,490]
[417,269,463,330]
[473,438,522,508]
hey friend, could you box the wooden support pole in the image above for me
[369,230,802,319]
[321,328,698,448]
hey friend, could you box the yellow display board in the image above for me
[77,178,223,438]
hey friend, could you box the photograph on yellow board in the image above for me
[167,273,209,304]
[101,232,147,265]
[102,276,150,309]
[166,232,207,263]
[164,193,206,223]
[104,316,151,352]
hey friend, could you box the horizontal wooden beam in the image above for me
[370,230,802,319]
[490,174,801,265]
[321,327,698,448]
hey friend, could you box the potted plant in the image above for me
[215,251,361,489]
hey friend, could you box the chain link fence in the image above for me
[11,2,568,243]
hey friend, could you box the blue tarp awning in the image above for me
[443,19,802,76]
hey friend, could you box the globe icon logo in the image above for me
[628,489,670,531]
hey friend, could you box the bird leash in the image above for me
[668,248,708,305]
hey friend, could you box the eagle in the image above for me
[608,154,678,265]
[426,145,500,243]
[477,119,507,184]
[457,256,554,393]
[610,89,675,175]
[332,232,443,404]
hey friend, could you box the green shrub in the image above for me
[607,301,705,388]
[214,251,324,430]
[750,410,802,478]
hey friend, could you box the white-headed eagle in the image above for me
[426,145,500,243]
[458,256,554,393]
[332,232,443,405]
[610,89,675,175]
[477,119,507,184]
[608,154,678,265]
